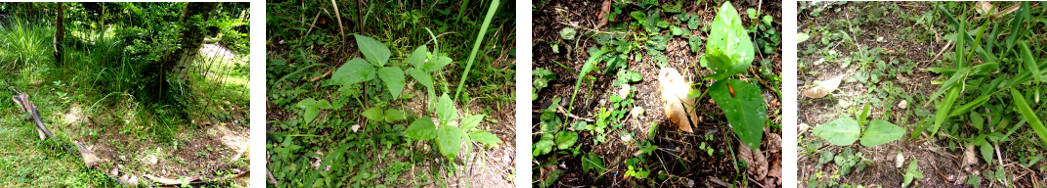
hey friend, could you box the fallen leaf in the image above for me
[803,75,845,98]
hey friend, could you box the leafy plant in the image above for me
[902,160,923,187]
[533,68,556,101]
[704,2,765,149]
[813,104,905,146]
[405,94,502,160]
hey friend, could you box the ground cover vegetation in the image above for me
[0,2,250,187]
[799,2,1047,187]
[533,0,782,186]
[265,0,516,187]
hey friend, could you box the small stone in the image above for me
[351,124,361,132]
[895,153,905,169]
[621,133,633,143]
[798,123,810,134]
[898,100,908,109]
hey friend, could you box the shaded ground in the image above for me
[797,2,1046,187]
[533,0,782,187]
[0,44,250,187]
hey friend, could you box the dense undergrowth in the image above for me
[799,2,1047,187]
[265,0,516,187]
[0,2,249,186]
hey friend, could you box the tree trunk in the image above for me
[144,2,217,101]
[53,2,64,65]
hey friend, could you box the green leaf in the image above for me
[296,98,320,124]
[581,152,604,174]
[948,94,992,117]
[930,86,961,139]
[377,67,406,97]
[355,34,391,66]
[435,94,458,126]
[858,102,871,126]
[970,112,984,132]
[420,56,452,72]
[460,114,485,131]
[384,109,405,123]
[407,45,429,68]
[405,118,437,140]
[560,28,577,40]
[362,107,384,121]
[438,125,463,160]
[903,160,922,187]
[406,68,433,89]
[533,135,555,156]
[1010,88,1047,147]
[706,1,754,79]
[1019,43,1040,83]
[860,120,905,146]
[331,58,377,86]
[709,79,766,149]
[468,130,502,145]
[555,131,578,150]
[813,118,861,146]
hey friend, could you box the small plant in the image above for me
[704,2,766,149]
[902,160,923,187]
[405,94,502,161]
[813,103,905,146]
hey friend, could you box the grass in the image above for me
[0,6,250,186]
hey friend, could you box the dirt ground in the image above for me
[798,2,1045,187]
[533,0,782,187]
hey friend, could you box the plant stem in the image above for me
[454,0,500,101]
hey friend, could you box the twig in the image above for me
[303,11,322,37]
[928,40,954,65]
[330,0,345,40]
[556,105,595,122]
[309,68,333,82]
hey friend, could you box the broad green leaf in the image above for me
[533,135,554,156]
[407,45,428,68]
[581,152,604,174]
[354,34,391,66]
[930,86,961,139]
[405,118,437,140]
[406,68,433,89]
[860,120,905,146]
[435,94,458,126]
[362,107,384,121]
[460,114,485,131]
[555,131,578,150]
[813,118,861,146]
[979,142,993,164]
[438,125,463,160]
[384,109,405,123]
[560,28,577,40]
[706,1,754,79]
[1019,43,1040,83]
[709,79,766,149]
[1010,88,1047,147]
[468,130,502,145]
[377,67,406,97]
[296,98,320,124]
[331,58,377,86]
[420,56,452,72]
[970,112,984,131]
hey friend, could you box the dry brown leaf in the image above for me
[803,75,845,98]
[597,0,611,29]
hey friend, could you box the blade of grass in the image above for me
[1019,43,1040,83]
[453,0,500,101]
[567,50,606,112]
[1010,88,1047,147]
[947,94,992,117]
[929,86,961,139]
